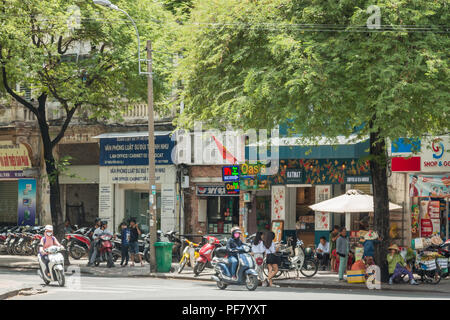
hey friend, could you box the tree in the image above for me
[173,0,449,280]
[0,0,176,242]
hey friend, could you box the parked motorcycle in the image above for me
[65,228,92,260]
[194,236,221,276]
[211,243,259,291]
[178,238,200,273]
[93,234,115,268]
[165,230,182,262]
[37,245,65,287]
[263,238,318,278]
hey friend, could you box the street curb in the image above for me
[0,287,33,300]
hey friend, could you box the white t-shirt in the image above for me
[252,241,277,254]
[316,241,330,254]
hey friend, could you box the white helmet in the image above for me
[45,225,53,232]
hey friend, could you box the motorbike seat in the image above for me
[215,257,230,265]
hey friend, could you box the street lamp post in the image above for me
[93,0,157,273]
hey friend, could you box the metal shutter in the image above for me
[0,181,18,224]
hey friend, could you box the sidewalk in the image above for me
[1,255,449,294]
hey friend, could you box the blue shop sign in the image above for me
[100,135,174,166]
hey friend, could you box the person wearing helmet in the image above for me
[39,225,63,277]
[226,226,243,280]
[88,220,113,267]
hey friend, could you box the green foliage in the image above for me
[0,0,177,118]
[173,0,449,143]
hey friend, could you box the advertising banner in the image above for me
[409,174,450,198]
[17,179,36,226]
[271,186,285,220]
[99,135,174,166]
[420,136,450,173]
[314,185,332,231]
[0,142,31,179]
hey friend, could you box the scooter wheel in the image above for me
[55,269,65,287]
[216,280,227,290]
[39,268,50,285]
[245,275,258,291]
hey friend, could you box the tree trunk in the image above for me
[36,95,70,266]
[369,130,390,282]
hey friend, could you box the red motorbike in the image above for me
[193,236,221,276]
[64,228,92,260]
[94,234,114,268]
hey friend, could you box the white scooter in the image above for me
[38,245,65,287]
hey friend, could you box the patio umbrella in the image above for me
[309,189,402,213]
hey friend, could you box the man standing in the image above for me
[129,219,144,267]
[86,218,101,266]
[316,236,330,270]
[336,227,349,281]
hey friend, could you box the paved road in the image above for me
[1,269,449,300]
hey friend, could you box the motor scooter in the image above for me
[94,234,115,268]
[193,236,221,276]
[38,245,65,287]
[178,238,200,273]
[211,243,259,291]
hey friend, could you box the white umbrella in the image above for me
[309,189,402,213]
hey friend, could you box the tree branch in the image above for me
[0,45,39,118]
[51,104,79,148]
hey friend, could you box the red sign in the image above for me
[391,157,421,172]
[421,219,433,237]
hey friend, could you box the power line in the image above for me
[1,13,448,33]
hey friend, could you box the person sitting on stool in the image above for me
[316,236,330,270]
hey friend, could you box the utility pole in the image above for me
[147,40,157,273]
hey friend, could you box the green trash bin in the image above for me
[154,242,173,272]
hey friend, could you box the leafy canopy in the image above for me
[0,0,177,118]
[173,0,449,143]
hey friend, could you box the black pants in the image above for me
[317,253,330,267]
[121,244,129,265]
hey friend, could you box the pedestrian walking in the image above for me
[251,231,267,286]
[129,219,144,267]
[119,222,130,267]
[263,231,280,287]
[336,227,349,281]
[329,225,340,272]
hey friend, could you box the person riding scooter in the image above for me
[39,225,64,277]
[226,227,244,280]
[88,221,113,267]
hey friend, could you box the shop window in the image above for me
[256,196,271,231]
[207,196,239,234]
[124,190,161,234]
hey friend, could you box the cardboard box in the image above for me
[347,270,366,283]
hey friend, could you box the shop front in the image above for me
[95,132,177,233]
[391,135,450,242]
[0,141,37,226]
[268,159,371,248]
